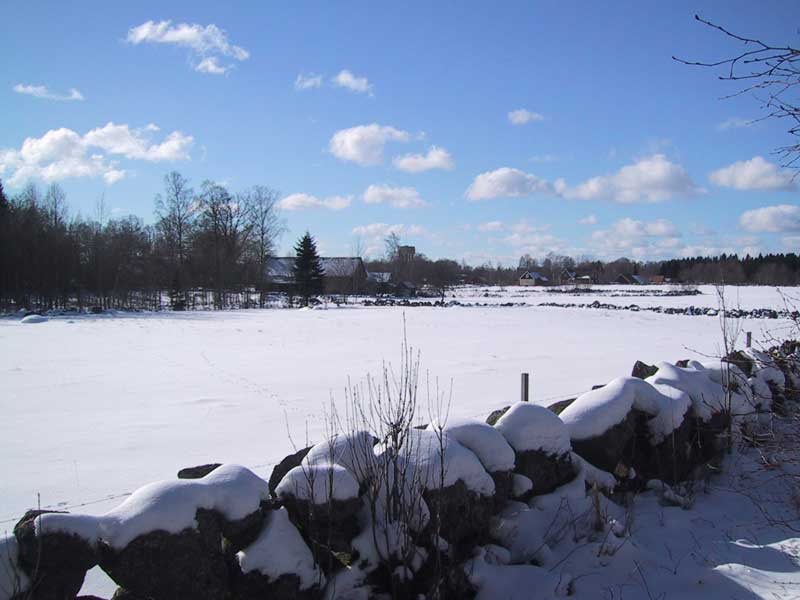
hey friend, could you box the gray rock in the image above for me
[424,480,494,552]
[97,508,229,600]
[631,360,658,380]
[485,407,510,426]
[13,510,97,600]
[268,447,311,497]
[514,450,576,497]
[177,463,222,479]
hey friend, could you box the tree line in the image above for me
[0,173,283,311]
[1,172,798,313]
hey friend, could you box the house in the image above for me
[648,275,666,284]
[265,257,368,294]
[616,273,647,285]
[366,271,393,294]
[395,281,417,297]
[519,271,550,286]
[560,269,577,284]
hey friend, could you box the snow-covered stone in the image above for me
[494,402,571,455]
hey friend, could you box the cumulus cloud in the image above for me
[294,73,322,90]
[466,167,553,201]
[558,155,701,203]
[363,184,426,208]
[579,214,597,225]
[709,156,795,191]
[0,123,193,187]
[393,146,454,173]
[508,109,545,125]
[351,223,428,249]
[84,122,193,161]
[465,156,699,203]
[13,84,84,101]
[126,20,249,74]
[331,70,373,95]
[329,124,411,166]
[739,204,800,233]
[478,220,505,232]
[589,218,682,258]
[279,193,352,211]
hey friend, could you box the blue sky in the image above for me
[2,0,798,264]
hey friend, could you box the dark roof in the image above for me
[265,257,365,283]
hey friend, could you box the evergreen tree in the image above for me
[292,231,325,305]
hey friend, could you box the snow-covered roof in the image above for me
[367,272,392,283]
[520,271,549,282]
[265,257,365,282]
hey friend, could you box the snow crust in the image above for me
[236,507,323,590]
[378,428,495,495]
[646,363,728,421]
[494,402,571,454]
[20,314,48,324]
[427,417,515,472]
[302,431,375,482]
[276,463,359,503]
[36,464,269,550]
[560,375,692,443]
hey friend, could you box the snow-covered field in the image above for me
[1,284,798,597]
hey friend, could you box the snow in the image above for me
[302,431,375,482]
[645,362,728,421]
[377,428,495,495]
[37,464,269,550]
[0,285,796,598]
[427,417,515,472]
[0,534,28,600]
[511,474,533,498]
[560,375,692,443]
[236,507,323,590]
[20,314,48,324]
[494,402,571,455]
[275,463,359,503]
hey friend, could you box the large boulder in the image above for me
[13,510,97,600]
[494,403,577,498]
[276,464,361,560]
[424,480,495,552]
[97,508,230,600]
[631,360,658,380]
[569,409,648,475]
[177,463,222,479]
[268,446,311,497]
[234,507,324,600]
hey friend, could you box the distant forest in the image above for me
[1,175,798,312]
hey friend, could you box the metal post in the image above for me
[521,372,530,402]
[746,331,752,348]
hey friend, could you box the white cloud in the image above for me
[331,70,373,95]
[393,146,454,173]
[466,167,553,201]
[329,124,411,166]
[718,117,754,131]
[294,73,322,90]
[126,20,249,74]
[195,57,229,75]
[351,223,428,242]
[13,84,84,101]
[508,109,545,125]
[0,123,193,187]
[363,184,426,208]
[558,154,701,203]
[579,214,597,225]
[782,235,800,250]
[709,156,795,191]
[478,220,504,232]
[589,218,682,258]
[84,123,193,161]
[279,193,352,211]
[739,204,800,233]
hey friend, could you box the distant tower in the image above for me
[398,246,415,262]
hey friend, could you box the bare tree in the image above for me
[244,185,284,305]
[674,15,800,168]
[155,171,195,269]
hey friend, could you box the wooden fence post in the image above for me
[521,372,530,402]
[746,331,752,348]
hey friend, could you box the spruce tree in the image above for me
[292,231,325,305]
